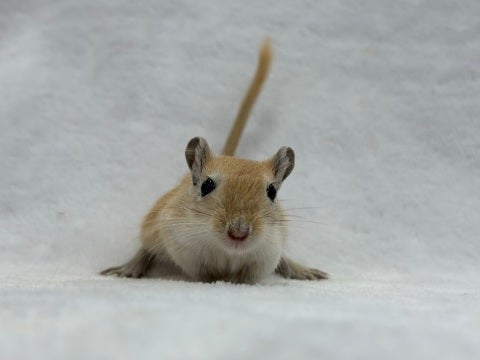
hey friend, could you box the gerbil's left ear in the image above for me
[185,137,213,185]
[270,146,295,187]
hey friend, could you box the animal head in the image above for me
[184,136,294,252]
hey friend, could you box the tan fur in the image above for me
[100,39,328,283]
[138,156,286,283]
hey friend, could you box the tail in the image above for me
[222,38,273,156]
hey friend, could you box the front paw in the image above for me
[100,265,145,278]
[291,267,329,281]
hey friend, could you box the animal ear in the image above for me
[185,137,213,185]
[270,146,295,186]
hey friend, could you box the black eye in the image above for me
[201,177,216,197]
[266,184,276,201]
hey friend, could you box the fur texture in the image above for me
[140,148,290,283]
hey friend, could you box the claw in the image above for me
[100,248,154,279]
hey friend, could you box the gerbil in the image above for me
[101,39,328,284]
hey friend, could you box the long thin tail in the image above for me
[222,38,273,156]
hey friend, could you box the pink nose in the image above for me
[228,229,249,242]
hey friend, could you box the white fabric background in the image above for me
[1,1,479,359]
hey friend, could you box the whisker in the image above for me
[283,206,326,211]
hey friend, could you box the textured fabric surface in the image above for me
[1,1,479,359]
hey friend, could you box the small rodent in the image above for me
[101,39,328,284]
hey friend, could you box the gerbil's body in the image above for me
[101,39,328,283]
[141,157,286,283]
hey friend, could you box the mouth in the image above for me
[226,228,249,248]
[222,233,252,251]
[228,229,249,242]
[227,239,249,250]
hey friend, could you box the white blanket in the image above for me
[1,1,479,359]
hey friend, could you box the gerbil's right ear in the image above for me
[185,137,213,185]
[269,146,295,188]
